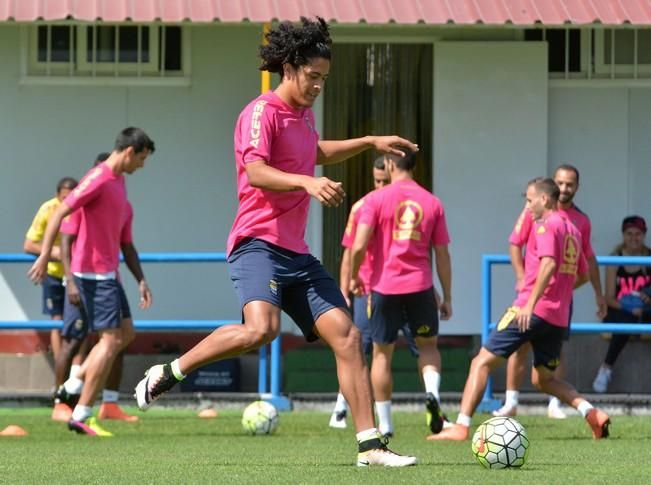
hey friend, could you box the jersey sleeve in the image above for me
[60,209,81,236]
[240,100,275,165]
[65,167,104,211]
[341,199,364,248]
[25,204,48,242]
[431,202,451,246]
[120,203,134,244]
[357,192,379,228]
[509,208,532,246]
[533,222,556,260]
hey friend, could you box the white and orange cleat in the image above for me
[51,402,73,422]
[586,408,610,439]
[492,404,517,417]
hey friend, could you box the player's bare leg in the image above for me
[371,342,395,436]
[547,347,568,419]
[493,342,529,417]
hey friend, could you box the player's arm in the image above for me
[604,266,620,310]
[339,247,352,307]
[24,213,60,261]
[433,244,452,320]
[245,160,345,208]
[61,232,81,307]
[509,243,525,291]
[516,256,556,331]
[350,223,373,296]
[574,270,590,289]
[316,136,418,165]
[27,202,72,283]
[121,242,152,309]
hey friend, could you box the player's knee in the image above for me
[245,325,278,349]
[531,368,553,391]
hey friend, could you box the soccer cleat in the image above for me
[328,409,347,429]
[357,436,417,467]
[426,423,470,441]
[51,402,73,422]
[381,431,394,440]
[425,393,445,434]
[98,402,139,422]
[134,364,178,411]
[54,385,80,409]
[68,417,114,437]
[592,367,612,394]
[586,408,610,439]
[547,405,567,420]
[492,403,517,417]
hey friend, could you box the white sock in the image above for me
[69,364,81,380]
[71,405,92,422]
[577,400,594,418]
[456,413,472,427]
[356,428,379,442]
[423,370,441,401]
[548,396,562,409]
[375,400,393,435]
[102,389,119,403]
[333,392,348,413]
[170,359,186,381]
[64,376,84,394]
[505,390,519,408]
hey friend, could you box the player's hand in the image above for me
[139,280,152,309]
[66,280,81,307]
[349,277,365,297]
[595,294,608,320]
[305,177,345,207]
[370,136,419,157]
[515,305,533,332]
[27,256,48,284]
[439,300,452,320]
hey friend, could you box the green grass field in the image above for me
[0,408,649,484]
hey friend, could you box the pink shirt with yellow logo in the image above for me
[63,163,131,273]
[341,196,373,294]
[359,179,450,295]
[513,211,588,327]
[227,91,319,255]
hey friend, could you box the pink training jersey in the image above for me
[63,163,132,273]
[342,196,374,294]
[510,204,594,259]
[227,91,319,255]
[513,211,588,327]
[359,179,450,295]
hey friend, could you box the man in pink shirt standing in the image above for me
[134,17,417,467]
[494,164,606,419]
[28,127,155,436]
[350,148,453,438]
[430,177,611,442]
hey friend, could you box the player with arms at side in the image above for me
[430,178,610,441]
[134,17,418,467]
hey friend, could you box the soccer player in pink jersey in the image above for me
[28,128,155,436]
[134,17,417,467]
[494,164,607,419]
[430,178,610,442]
[350,147,453,438]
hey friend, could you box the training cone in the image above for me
[0,425,28,436]
[198,408,218,419]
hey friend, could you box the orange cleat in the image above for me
[98,402,139,422]
[586,408,610,439]
[51,402,73,422]
[426,423,469,441]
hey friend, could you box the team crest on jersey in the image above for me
[536,225,546,234]
[560,234,579,274]
[393,200,424,241]
[268,279,278,296]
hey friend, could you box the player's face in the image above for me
[525,185,545,220]
[287,57,330,108]
[554,169,578,205]
[124,148,150,174]
[623,227,645,251]
[372,167,389,189]
[56,187,72,201]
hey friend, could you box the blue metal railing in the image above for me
[0,252,289,410]
[479,254,651,411]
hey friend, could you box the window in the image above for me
[595,29,651,77]
[27,24,187,81]
[524,29,581,73]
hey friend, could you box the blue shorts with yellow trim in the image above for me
[42,275,64,317]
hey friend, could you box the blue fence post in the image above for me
[257,344,268,395]
[263,334,291,411]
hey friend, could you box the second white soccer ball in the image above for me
[241,400,279,435]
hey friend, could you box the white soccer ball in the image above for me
[471,416,529,469]
[241,400,279,435]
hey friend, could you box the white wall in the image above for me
[434,42,548,334]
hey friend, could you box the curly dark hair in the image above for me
[259,17,332,76]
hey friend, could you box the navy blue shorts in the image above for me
[369,287,438,345]
[65,277,131,337]
[42,275,64,317]
[61,294,87,340]
[485,311,565,370]
[228,238,348,342]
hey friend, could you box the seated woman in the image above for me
[593,215,651,393]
